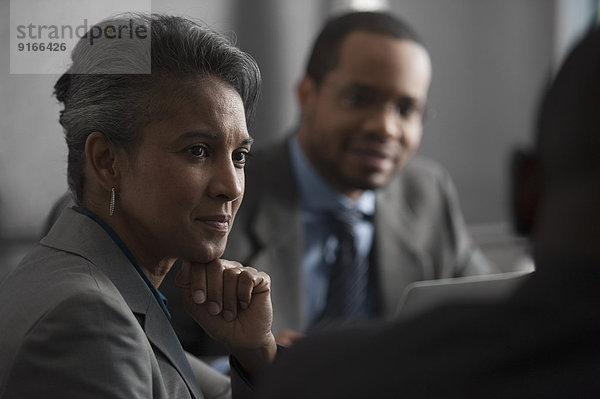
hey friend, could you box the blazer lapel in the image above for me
[42,208,204,399]
[140,303,204,399]
[374,178,431,317]
[248,140,305,331]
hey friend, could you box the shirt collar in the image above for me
[289,135,375,216]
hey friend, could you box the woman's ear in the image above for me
[84,132,121,191]
[510,147,541,236]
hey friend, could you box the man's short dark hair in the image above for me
[305,11,424,86]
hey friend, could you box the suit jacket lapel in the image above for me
[245,140,433,324]
[42,208,204,399]
[249,139,305,331]
[374,177,431,317]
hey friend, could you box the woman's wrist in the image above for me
[229,333,277,378]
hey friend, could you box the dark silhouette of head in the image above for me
[513,27,600,262]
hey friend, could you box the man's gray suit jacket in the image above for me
[224,137,496,333]
[0,208,239,398]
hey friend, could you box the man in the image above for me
[256,27,600,397]
[224,11,495,339]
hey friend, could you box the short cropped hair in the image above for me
[305,11,424,86]
[536,27,600,192]
[54,14,261,204]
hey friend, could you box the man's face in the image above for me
[298,31,432,199]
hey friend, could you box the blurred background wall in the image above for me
[1,0,598,271]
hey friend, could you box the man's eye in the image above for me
[395,100,421,119]
[189,145,207,158]
[344,91,376,108]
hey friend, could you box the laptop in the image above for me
[395,271,532,318]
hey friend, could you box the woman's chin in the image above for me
[186,243,226,264]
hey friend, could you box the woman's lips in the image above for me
[196,215,231,232]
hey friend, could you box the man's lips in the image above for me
[196,215,231,231]
[348,148,395,171]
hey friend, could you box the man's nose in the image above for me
[364,104,403,141]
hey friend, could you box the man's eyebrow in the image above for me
[178,130,219,141]
[347,83,379,92]
[349,82,421,103]
[243,137,255,147]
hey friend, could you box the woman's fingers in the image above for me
[189,262,207,305]
[204,261,225,315]
[181,259,270,322]
[222,266,242,321]
[237,268,271,308]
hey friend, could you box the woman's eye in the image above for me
[233,150,249,165]
[189,145,207,158]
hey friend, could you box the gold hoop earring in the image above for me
[109,187,116,216]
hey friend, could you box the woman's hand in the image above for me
[176,259,276,376]
[275,329,306,347]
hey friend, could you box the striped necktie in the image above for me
[316,209,370,327]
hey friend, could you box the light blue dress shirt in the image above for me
[288,137,375,328]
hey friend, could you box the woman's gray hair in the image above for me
[54,13,261,204]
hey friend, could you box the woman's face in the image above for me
[115,76,252,265]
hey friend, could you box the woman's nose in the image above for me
[208,158,244,202]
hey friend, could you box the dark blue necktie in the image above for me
[316,209,369,327]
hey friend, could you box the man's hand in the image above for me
[176,259,276,376]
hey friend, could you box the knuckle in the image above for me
[239,271,252,284]
[223,269,238,281]
[207,259,226,271]
[258,272,271,283]
[220,258,242,268]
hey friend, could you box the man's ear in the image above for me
[296,75,318,113]
[84,131,121,191]
[510,148,541,236]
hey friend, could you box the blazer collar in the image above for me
[41,207,204,399]
[247,138,305,330]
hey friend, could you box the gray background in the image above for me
[1,0,597,271]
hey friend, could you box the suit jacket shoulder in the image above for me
[374,156,496,314]
[0,208,219,399]
[0,241,168,397]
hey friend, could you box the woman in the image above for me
[0,14,276,398]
